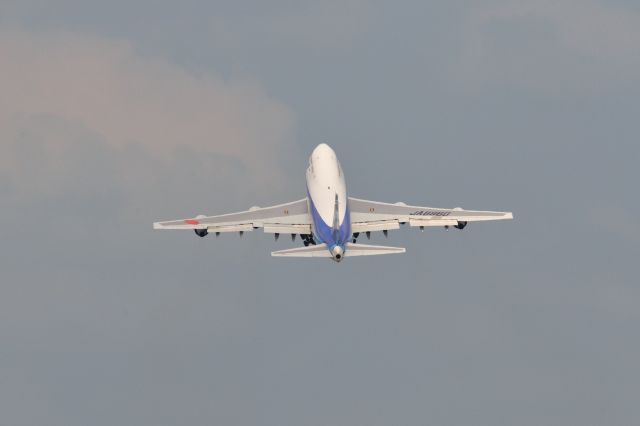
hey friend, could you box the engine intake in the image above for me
[194,229,208,237]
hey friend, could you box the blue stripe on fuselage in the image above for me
[307,193,351,251]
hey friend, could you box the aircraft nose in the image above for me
[330,245,344,262]
[313,143,335,157]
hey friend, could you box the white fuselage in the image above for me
[305,144,351,261]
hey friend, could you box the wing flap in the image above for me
[409,218,459,227]
[351,220,400,233]
[264,224,312,234]
[208,223,255,233]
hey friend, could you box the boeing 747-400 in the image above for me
[154,144,513,262]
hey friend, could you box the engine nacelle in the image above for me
[194,229,208,237]
[454,221,468,230]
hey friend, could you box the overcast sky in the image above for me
[1,1,639,425]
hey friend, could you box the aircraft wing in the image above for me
[153,198,312,235]
[349,197,513,233]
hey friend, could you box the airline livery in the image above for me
[154,144,513,262]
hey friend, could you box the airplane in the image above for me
[153,143,513,262]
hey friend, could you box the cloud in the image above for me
[455,0,640,91]
[0,31,296,204]
[209,0,373,52]
[0,36,285,426]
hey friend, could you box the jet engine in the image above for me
[194,229,208,237]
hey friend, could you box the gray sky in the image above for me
[1,1,639,425]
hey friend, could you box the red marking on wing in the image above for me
[184,219,200,225]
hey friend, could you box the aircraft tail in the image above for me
[344,243,405,257]
[271,244,331,258]
[271,243,405,258]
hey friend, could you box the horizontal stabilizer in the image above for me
[344,243,405,257]
[272,243,406,258]
[271,244,331,258]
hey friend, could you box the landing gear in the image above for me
[301,234,316,246]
